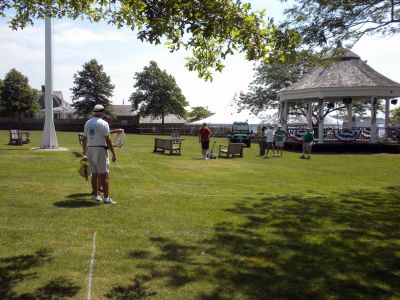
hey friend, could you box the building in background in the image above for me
[37,86,75,119]
[112,105,139,125]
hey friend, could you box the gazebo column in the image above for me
[347,102,353,129]
[370,97,377,143]
[318,100,324,143]
[280,100,288,130]
[384,99,390,140]
[307,102,313,129]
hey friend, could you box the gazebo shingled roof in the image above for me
[279,48,400,101]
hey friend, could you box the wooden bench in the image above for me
[9,129,30,145]
[218,143,243,158]
[153,138,181,155]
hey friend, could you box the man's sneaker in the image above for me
[93,195,102,203]
[103,197,117,204]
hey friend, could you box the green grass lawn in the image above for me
[0,130,399,300]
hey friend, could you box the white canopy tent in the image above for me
[190,104,279,132]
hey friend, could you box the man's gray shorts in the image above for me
[87,147,109,174]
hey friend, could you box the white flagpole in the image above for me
[41,16,58,149]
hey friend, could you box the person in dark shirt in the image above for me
[301,128,314,159]
[258,126,267,157]
[198,123,212,160]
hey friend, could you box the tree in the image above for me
[391,106,400,126]
[71,59,115,117]
[236,50,316,114]
[2,0,302,80]
[0,68,39,125]
[188,106,214,122]
[290,101,383,126]
[283,0,400,49]
[130,61,188,134]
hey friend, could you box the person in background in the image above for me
[82,104,117,204]
[264,125,276,158]
[301,127,314,159]
[274,125,287,157]
[258,126,267,157]
[198,122,212,160]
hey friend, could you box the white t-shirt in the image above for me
[266,129,274,143]
[84,117,110,146]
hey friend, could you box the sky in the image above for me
[0,0,399,114]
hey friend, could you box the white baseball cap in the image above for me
[93,104,105,112]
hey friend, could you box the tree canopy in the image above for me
[0,68,39,122]
[130,60,188,132]
[283,0,400,48]
[391,106,400,125]
[236,50,316,115]
[1,0,301,80]
[188,106,214,122]
[71,59,115,117]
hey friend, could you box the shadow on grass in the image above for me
[72,151,83,158]
[54,193,96,208]
[105,276,156,300]
[66,193,93,198]
[0,249,80,299]
[123,186,400,299]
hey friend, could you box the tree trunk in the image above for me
[161,111,165,135]
[18,111,22,130]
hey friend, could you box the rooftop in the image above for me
[280,48,400,101]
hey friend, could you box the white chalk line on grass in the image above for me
[87,231,96,300]
[117,148,271,198]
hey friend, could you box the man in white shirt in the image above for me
[264,125,276,158]
[82,104,117,204]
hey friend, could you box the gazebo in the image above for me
[278,47,400,144]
